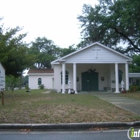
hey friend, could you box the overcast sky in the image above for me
[0,0,98,48]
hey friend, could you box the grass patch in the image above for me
[120,92,140,100]
[0,89,140,123]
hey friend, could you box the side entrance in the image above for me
[82,71,99,91]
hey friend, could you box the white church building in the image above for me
[51,42,132,93]
[28,42,135,93]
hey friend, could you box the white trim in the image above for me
[115,63,120,93]
[57,61,130,64]
[73,63,77,94]
[125,63,129,90]
[62,63,65,94]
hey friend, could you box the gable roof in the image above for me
[28,68,54,74]
[51,42,132,64]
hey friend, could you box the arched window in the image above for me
[61,70,69,84]
[119,70,123,84]
[38,78,42,85]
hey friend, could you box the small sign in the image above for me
[0,64,5,89]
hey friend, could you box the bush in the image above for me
[25,85,30,90]
[129,85,139,92]
[39,84,45,89]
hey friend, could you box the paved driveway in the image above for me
[93,92,140,115]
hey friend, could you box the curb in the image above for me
[0,122,140,131]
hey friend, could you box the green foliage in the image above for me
[39,84,45,89]
[59,45,77,57]
[29,37,58,68]
[25,84,30,90]
[78,0,140,53]
[129,85,139,92]
[22,75,28,86]
[0,19,36,77]
[129,55,140,72]
[6,75,20,90]
[29,37,77,68]
[6,74,28,90]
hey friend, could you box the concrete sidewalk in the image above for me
[93,92,140,115]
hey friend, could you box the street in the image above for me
[0,130,130,140]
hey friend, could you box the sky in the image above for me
[0,0,98,48]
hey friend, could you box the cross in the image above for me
[92,48,100,59]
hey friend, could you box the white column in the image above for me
[62,63,65,94]
[115,63,120,93]
[125,63,129,90]
[73,63,77,93]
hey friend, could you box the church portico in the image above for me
[59,62,128,93]
[51,42,132,93]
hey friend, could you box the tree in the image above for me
[59,45,77,57]
[29,37,58,68]
[0,20,36,77]
[22,75,28,86]
[5,75,20,90]
[78,0,140,53]
[129,55,140,72]
[29,38,78,68]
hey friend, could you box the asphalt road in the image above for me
[0,130,130,140]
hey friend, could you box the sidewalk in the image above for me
[93,92,140,115]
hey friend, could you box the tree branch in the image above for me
[113,27,140,52]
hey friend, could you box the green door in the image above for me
[82,71,98,91]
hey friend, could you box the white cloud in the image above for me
[0,0,98,48]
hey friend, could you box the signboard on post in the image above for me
[0,63,5,105]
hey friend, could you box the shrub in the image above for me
[39,84,45,89]
[129,85,139,92]
[25,85,30,90]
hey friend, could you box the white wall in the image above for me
[53,65,62,92]
[53,64,75,92]
[65,45,128,64]
[29,75,54,89]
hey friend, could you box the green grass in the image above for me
[120,92,140,100]
[0,89,140,124]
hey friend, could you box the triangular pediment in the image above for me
[51,42,132,64]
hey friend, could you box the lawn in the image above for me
[120,92,140,100]
[0,89,140,124]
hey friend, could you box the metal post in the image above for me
[1,89,4,105]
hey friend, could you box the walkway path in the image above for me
[93,92,140,115]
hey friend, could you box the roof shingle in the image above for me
[28,68,54,73]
